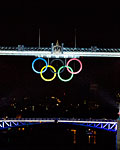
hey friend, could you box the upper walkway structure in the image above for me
[0,43,120,58]
[0,118,117,132]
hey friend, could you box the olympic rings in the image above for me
[32,57,48,74]
[58,66,74,82]
[50,58,65,74]
[40,65,56,81]
[66,58,82,74]
[32,57,83,82]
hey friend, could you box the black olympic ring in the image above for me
[50,59,65,74]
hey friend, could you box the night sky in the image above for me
[0,2,120,110]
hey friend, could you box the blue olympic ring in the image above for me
[32,57,48,74]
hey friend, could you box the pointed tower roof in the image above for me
[56,40,59,46]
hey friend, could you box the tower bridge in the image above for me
[0,42,120,147]
[0,42,120,57]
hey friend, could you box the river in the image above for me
[0,123,117,150]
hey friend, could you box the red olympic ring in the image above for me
[66,58,82,74]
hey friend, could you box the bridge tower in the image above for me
[117,103,120,149]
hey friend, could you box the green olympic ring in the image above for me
[58,65,74,82]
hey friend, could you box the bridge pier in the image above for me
[117,119,120,150]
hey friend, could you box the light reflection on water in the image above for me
[71,128,97,145]
[88,135,96,144]
[73,134,76,144]
[0,125,117,150]
[71,129,77,144]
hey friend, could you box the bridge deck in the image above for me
[0,119,117,124]
[0,46,120,57]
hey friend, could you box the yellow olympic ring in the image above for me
[40,65,56,81]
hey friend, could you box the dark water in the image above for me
[0,123,117,150]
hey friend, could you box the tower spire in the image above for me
[39,28,41,48]
[75,28,77,48]
[56,40,59,46]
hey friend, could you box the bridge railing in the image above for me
[0,46,120,53]
[0,46,52,51]
[0,118,117,122]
